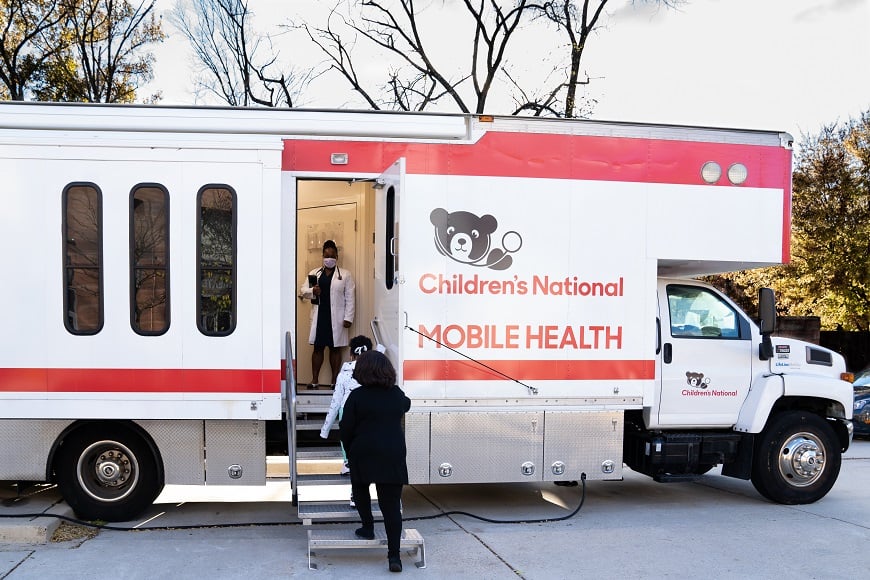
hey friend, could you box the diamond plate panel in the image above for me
[543,411,623,481]
[405,412,430,484]
[0,420,72,480]
[204,420,266,485]
[430,412,543,483]
[136,420,205,485]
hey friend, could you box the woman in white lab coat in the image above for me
[300,240,355,387]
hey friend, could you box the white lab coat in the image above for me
[319,361,360,438]
[300,266,355,346]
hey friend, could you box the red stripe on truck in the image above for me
[403,359,655,381]
[283,132,792,189]
[0,368,281,393]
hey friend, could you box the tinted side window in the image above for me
[197,185,236,336]
[667,284,741,339]
[385,185,396,290]
[131,185,170,335]
[63,183,103,334]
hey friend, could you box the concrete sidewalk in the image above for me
[0,484,72,544]
[2,440,869,578]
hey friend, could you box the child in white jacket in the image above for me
[320,335,374,477]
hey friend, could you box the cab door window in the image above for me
[667,285,744,339]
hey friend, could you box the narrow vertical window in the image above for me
[197,185,237,335]
[385,186,396,290]
[63,183,103,334]
[131,185,170,335]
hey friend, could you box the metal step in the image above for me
[296,404,331,414]
[296,446,343,460]
[296,392,333,413]
[298,473,351,485]
[296,384,334,394]
[295,419,330,431]
[307,528,426,570]
[298,500,381,525]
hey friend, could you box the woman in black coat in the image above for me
[339,350,411,573]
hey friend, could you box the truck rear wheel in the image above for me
[55,423,163,522]
[751,411,840,504]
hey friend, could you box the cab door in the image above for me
[373,159,405,378]
[657,281,753,426]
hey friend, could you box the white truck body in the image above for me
[0,103,852,521]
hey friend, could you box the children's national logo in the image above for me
[430,208,522,270]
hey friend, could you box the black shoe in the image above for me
[354,527,374,540]
[388,556,402,572]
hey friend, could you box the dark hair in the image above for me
[349,335,373,357]
[352,351,396,389]
[322,240,338,254]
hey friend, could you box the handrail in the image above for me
[284,331,298,504]
[370,318,384,349]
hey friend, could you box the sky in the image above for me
[146,0,870,141]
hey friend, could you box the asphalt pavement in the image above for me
[2,440,870,579]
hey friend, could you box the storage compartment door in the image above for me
[429,411,543,483]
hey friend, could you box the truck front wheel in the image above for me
[55,423,163,522]
[751,411,840,504]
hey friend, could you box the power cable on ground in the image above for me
[0,476,586,531]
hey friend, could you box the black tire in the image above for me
[55,423,163,522]
[751,411,840,505]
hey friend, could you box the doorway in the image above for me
[295,181,374,388]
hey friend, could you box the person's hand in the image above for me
[312,285,321,297]
[343,320,352,328]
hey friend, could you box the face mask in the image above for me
[323,257,337,269]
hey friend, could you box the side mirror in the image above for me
[758,288,776,361]
[758,288,776,335]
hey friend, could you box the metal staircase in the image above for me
[283,332,423,568]
[283,333,381,523]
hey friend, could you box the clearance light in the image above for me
[701,161,721,184]
[728,163,748,185]
[842,372,855,383]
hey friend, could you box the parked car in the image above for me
[853,366,870,438]
[854,366,870,389]
[854,390,870,438]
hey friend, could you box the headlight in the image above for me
[855,398,869,411]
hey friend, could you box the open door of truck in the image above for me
[373,159,405,378]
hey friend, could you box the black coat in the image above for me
[339,384,411,485]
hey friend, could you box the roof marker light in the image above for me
[728,163,748,185]
[701,161,721,184]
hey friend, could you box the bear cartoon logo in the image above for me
[429,208,522,271]
[685,371,711,389]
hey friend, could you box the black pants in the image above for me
[352,482,404,558]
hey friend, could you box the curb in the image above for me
[0,503,74,544]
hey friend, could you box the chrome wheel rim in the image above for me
[777,431,825,488]
[76,440,140,502]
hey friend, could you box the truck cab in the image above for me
[624,277,853,504]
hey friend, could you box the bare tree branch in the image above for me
[527,1,686,117]
[295,9,382,110]
[64,0,164,103]
[171,0,308,107]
